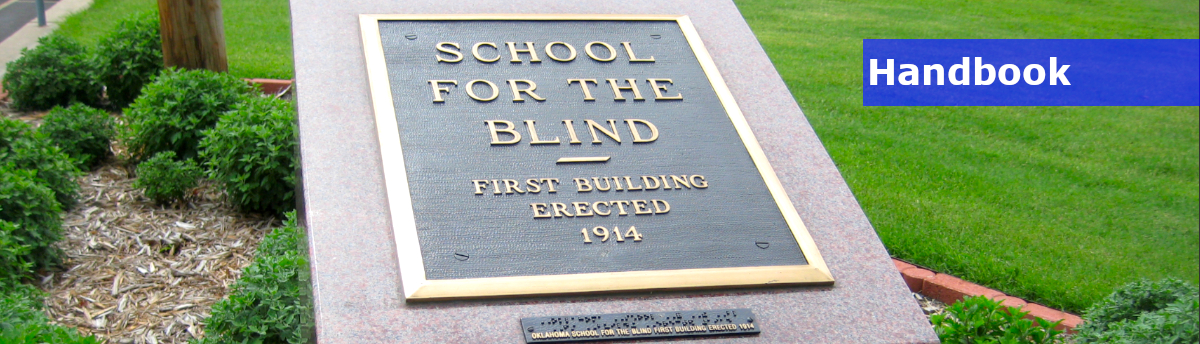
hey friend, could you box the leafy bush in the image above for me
[0,118,31,152]
[1076,278,1199,343]
[0,220,34,284]
[0,118,82,209]
[1,35,102,111]
[0,282,41,314]
[38,104,114,170]
[200,96,297,214]
[132,151,202,204]
[122,68,252,164]
[97,11,162,108]
[195,211,314,344]
[1085,297,1199,343]
[0,165,63,272]
[0,284,101,344]
[932,295,1064,344]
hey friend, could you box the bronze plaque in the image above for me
[360,14,833,300]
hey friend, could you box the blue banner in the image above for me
[862,39,1199,106]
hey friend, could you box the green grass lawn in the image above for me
[55,0,293,79]
[736,0,1199,312]
[47,0,1198,314]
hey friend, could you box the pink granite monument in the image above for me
[291,1,938,342]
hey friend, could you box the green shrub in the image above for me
[0,282,42,316]
[932,295,1065,344]
[0,165,63,272]
[1076,279,1200,343]
[1,35,102,111]
[0,118,31,154]
[97,11,162,108]
[195,211,314,344]
[38,104,114,170]
[122,68,252,164]
[0,284,101,344]
[1089,297,1198,343]
[200,96,297,214]
[132,151,202,204]
[0,118,82,209]
[0,220,34,284]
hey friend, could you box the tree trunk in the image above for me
[157,0,228,72]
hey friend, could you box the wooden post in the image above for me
[157,0,228,72]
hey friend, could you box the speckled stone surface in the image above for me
[290,1,939,343]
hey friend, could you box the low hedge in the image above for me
[96,11,163,109]
[0,164,65,272]
[1,35,102,111]
[199,96,297,214]
[132,151,203,204]
[1076,278,1199,343]
[0,220,33,284]
[0,284,100,343]
[932,295,1064,343]
[0,118,82,210]
[38,104,114,170]
[195,211,314,344]
[122,68,252,164]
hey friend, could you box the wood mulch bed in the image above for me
[914,292,948,318]
[38,163,280,344]
[3,102,279,344]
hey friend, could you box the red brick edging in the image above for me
[893,259,1083,332]
[245,78,293,95]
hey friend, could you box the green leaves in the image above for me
[96,11,163,109]
[1075,278,1199,343]
[195,212,314,344]
[199,96,297,215]
[0,220,34,285]
[932,296,1065,344]
[1,35,103,111]
[132,151,203,205]
[0,165,63,272]
[0,119,30,153]
[0,118,75,271]
[38,104,114,170]
[1,118,83,209]
[122,68,253,164]
[1,284,100,343]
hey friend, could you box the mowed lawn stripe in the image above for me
[736,0,1198,312]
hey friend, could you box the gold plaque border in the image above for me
[359,14,834,301]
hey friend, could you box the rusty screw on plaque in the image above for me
[755,241,770,249]
[454,253,469,261]
[405,34,417,40]
[527,326,535,332]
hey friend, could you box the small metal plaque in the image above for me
[360,14,834,300]
[521,309,759,343]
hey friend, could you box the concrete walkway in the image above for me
[0,0,59,43]
[0,0,91,81]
